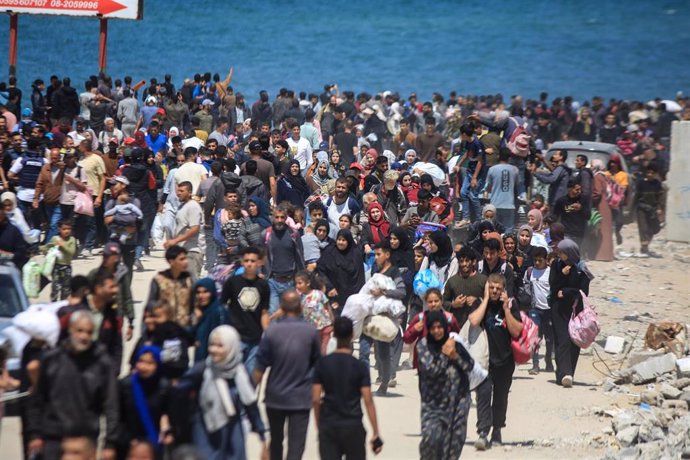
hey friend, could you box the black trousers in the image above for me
[488,360,515,431]
[319,423,366,460]
[266,408,310,460]
[474,374,493,436]
[551,302,581,383]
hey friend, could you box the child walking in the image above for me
[524,246,554,374]
[295,270,333,354]
[42,220,77,301]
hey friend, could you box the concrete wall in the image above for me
[667,121,690,243]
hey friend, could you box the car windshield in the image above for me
[546,146,629,174]
[0,275,25,318]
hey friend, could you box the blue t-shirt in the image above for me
[466,138,487,178]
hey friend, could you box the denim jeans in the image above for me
[204,226,217,271]
[358,330,402,385]
[460,173,485,222]
[529,308,554,367]
[495,208,516,235]
[509,156,527,197]
[240,341,259,376]
[43,203,62,243]
[268,277,294,314]
[134,211,155,260]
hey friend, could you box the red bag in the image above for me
[508,309,541,364]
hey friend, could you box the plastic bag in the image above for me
[22,260,42,298]
[411,162,445,186]
[413,269,442,297]
[451,332,488,390]
[41,247,60,279]
[363,315,399,342]
[342,293,374,338]
[568,290,600,348]
[151,212,165,247]
[371,296,405,317]
[74,189,94,216]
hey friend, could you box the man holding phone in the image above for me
[313,316,383,459]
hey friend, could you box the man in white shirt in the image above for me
[174,147,208,195]
[286,120,312,175]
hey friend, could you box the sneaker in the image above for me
[86,249,94,257]
[388,379,397,388]
[375,384,388,397]
[474,435,490,451]
[455,219,471,229]
[561,375,573,388]
[490,429,502,446]
[528,365,539,375]
[636,251,650,258]
[648,251,663,259]
[134,259,144,272]
[398,360,413,371]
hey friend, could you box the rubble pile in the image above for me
[597,321,690,459]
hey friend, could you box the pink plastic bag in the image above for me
[568,290,600,348]
[74,188,94,216]
[510,310,541,364]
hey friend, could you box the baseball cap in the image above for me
[108,175,130,186]
[103,242,121,256]
[156,108,166,116]
[22,108,32,117]
[319,141,330,151]
[349,162,363,172]
[248,140,262,152]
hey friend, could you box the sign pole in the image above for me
[98,18,108,73]
[8,13,17,77]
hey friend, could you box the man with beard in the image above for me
[264,205,304,314]
[442,246,492,445]
[325,177,361,239]
[26,310,119,460]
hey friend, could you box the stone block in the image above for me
[630,353,678,384]
[641,390,663,406]
[627,349,665,367]
[616,426,639,447]
[605,336,626,354]
[660,382,683,399]
[678,357,690,377]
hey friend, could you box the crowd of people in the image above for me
[0,70,679,459]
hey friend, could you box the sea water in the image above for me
[0,0,688,103]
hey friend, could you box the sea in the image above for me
[0,0,688,104]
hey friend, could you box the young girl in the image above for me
[218,203,244,259]
[295,271,333,354]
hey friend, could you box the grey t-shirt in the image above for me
[255,317,321,411]
[486,163,519,209]
[175,199,206,253]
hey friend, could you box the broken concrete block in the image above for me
[641,390,663,406]
[678,357,690,377]
[660,382,683,399]
[670,377,690,389]
[638,422,665,442]
[605,336,626,354]
[616,426,639,447]
[627,349,666,367]
[661,400,689,411]
[630,353,678,384]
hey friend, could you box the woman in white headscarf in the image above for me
[177,325,267,460]
[1,191,40,244]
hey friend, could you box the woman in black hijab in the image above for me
[277,159,311,207]
[469,220,496,259]
[317,229,365,313]
[425,230,458,285]
[417,309,474,459]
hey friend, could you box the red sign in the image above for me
[0,0,141,20]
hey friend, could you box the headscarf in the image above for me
[527,209,544,232]
[367,202,390,244]
[248,197,271,229]
[1,191,17,210]
[420,174,439,194]
[428,230,453,268]
[478,220,495,235]
[424,310,449,355]
[549,222,565,247]
[364,148,378,171]
[591,159,605,174]
[482,204,497,219]
[314,219,332,247]
[389,226,414,272]
[283,159,310,197]
[194,277,219,308]
[134,130,147,148]
[200,325,256,433]
[518,223,534,243]
[131,345,162,446]
[311,151,332,188]
[318,229,366,305]
[557,239,594,280]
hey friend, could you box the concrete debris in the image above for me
[678,357,690,377]
[627,349,666,367]
[615,426,639,447]
[640,390,662,406]
[670,377,690,389]
[659,382,682,399]
[605,336,626,354]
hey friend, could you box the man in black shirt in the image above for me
[468,274,522,450]
[551,178,590,247]
[333,119,358,166]
[313,316,383,459]
[221,246,270,375]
